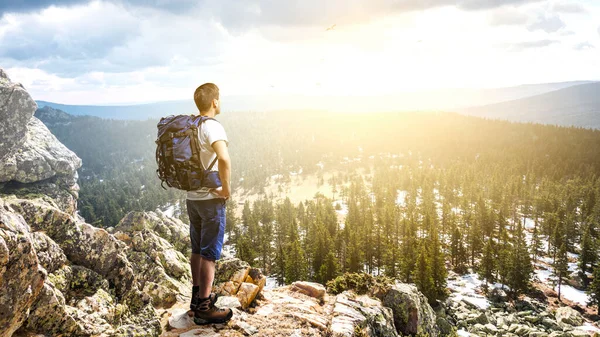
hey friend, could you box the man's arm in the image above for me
[211,140,231,199]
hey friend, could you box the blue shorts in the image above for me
[186,198,226,261]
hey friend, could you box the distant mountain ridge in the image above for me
[461,82,600,130]
[35,81,594,120]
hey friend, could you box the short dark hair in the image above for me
[193,83,219,112]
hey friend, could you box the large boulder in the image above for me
[4,197,162,336]
[331,291,399,337]
[381,282,440,337]
[0,68,81,215]
[0,68,37,159]
[0,198,46,337]
[555,306,584,326]
[0,117,82,184]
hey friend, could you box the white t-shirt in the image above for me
[186,118,228,200]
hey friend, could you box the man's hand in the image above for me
[211,139,231,200]
[210,186,229,200]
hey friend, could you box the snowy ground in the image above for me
[446,272,491,310]
[534,266,589,306]
[520,215,591,307]
[264,276,280,290]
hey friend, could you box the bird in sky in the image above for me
[326,24,336,31]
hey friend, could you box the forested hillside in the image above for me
[36,105,600,312]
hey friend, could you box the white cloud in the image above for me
[527,12,566,32]
[574,41,595,50]
[0,1,228,76]
[552,1,587,13]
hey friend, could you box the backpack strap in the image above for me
[198,116,221,171]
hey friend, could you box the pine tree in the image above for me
[579,223,596,286]
[478,236,496,292]
[506,219,533,297]
[587,265,600,315]
[530,218,544,264]
[400,218,418,282]
[319,251,338,283]
[412,241,435,305]
[284,240,307,284]
[551,243,570,301]
[430,226,448,302]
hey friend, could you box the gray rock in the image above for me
[381,282,440,337]
[0,68,37,159]
[331,291,398,337]
[215,295,242,309]
[555,307,584,327]
[0,198,47,337]
[0,117,82,184]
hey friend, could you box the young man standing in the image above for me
[187,83,233,324]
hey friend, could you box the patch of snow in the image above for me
[534,268,552,283]
[264,276,280,290]
[568,262,578,273]
[535,260,590,306]
[523,217,536,229]
[559,285,589,306]
[447,273,490,310]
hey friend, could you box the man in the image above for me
[187,83,233,324]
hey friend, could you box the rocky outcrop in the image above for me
[382,282,440,337]
[0,68,37,159]
[3,196,161,336]
[0,199,46,337]
[165,285,398,337]
[0,68,81,215]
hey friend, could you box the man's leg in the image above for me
[198,257,216,298]
[192,198,232,324]
[191,253,202,287]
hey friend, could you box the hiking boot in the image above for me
[192,296,233,325]
[190,292,218,311]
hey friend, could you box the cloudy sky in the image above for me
[1,0,599,105]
